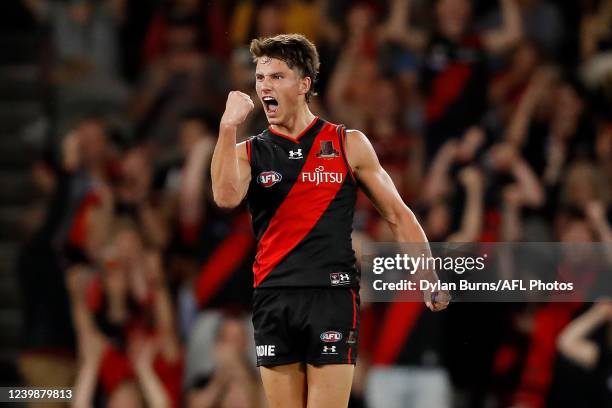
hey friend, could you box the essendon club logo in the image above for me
[257,171,282,187]
[316,140,339,158]
[320,331,343,343]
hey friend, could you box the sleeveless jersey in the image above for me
[246,117,359,288]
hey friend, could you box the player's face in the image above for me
[255,57,309,125]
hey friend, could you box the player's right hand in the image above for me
[220,91,255,127]
[426,289,451,312]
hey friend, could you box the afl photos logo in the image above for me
[257,171,282,188]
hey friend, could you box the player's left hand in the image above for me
[425,290,451,312]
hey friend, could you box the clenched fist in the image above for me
[220,91,255,127]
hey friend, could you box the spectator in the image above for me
[142,0,230,64]
[8,1,612,406]
[68,224,183,407]
[130,14,228,148]
[185,314,264,408]
[22,0,130,131]
[555,301,612,407]
[379,0,522,159]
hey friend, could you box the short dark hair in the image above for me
[249,34,320,102]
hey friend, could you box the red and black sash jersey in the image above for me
[421,33,487,159]
[246,117,359,288]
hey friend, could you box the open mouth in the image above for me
[262,96,279,115]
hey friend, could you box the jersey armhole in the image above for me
[246,137,252,165]
[337,125,356,183]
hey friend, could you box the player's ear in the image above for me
[299,76,311,97]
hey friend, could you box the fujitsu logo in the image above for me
[301,166,343,186]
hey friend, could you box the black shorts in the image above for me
[252,287,360,367]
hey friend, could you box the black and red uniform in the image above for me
[422,33,487,160]
[246,116,360,366]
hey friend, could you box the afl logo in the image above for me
[257,171,282,187]
[320,331,343,343]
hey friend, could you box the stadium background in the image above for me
[0,0,610,407]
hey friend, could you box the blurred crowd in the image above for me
[11,0,612,407]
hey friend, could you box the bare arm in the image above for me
[72,338,104,408]
[500,185,524,241]
[557,303,611,369]
[325,43,364,127]
[130,338,171,408]
[180,137,214,227]
[447,166,484,242]
[130,255,174,408]
[135,366,170,408]
[378,0,428,51]
[585,200,612,265]
[145,253,181,362]
[317,0,342,45]
[510,158,545,208]
[585,201,612,244]
[487,143,544,208]
[505,68,554,148]
[186,376,228,408]
[346,129,448,311]
[482,0,522,54]
[211,92,253,208]
[66,267,105,408]
[542,138,567,186]
[422,140,457,204]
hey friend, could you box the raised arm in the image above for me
[66,267,106,408]
[325,41,365,128]
[488,143,544,208]
[447,166,484,242]
[585,201,612,244]
[345,129,449,311]
[557,302,612,369]
[180,136,214,227]
[378,0,428,51]
[482,0,522,54]
[211,92,253,208]
[421,139,458,204]
[129,337,171,408]
[505,67,557,148]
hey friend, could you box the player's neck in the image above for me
[270,106,316,139]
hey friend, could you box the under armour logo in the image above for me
[322,346,337,354]
[289,149,303,159]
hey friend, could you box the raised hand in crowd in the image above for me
[487,142,544,208]
[505,66,559,148]
[447,166,484,243]
[557,301,612,369]
[128,334,170,408]
[585,201,612,245]
[66,266,106,408]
